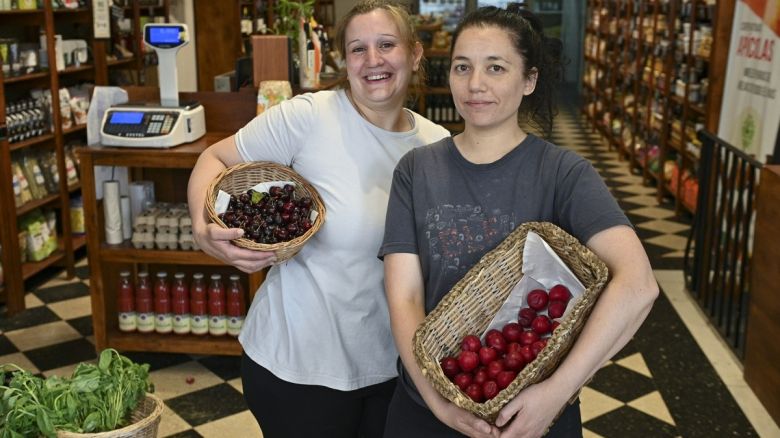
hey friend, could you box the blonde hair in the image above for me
[333,0,426,98]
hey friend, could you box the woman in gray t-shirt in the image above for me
[381,7,659,438]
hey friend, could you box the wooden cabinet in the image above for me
[582,0,732,216]
[0,3,81,314]
[0,1,169,314]
[744,165,780,426]
[414,48,463,134]
[77,87,264,356]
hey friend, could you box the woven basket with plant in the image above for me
[205,161,326,263]
[412,221,609,423]
[56,394,163,438]
[1,349,159,438]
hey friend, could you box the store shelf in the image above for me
[73,234,87,251]
[17,193,61,217]
[63,124,87,135]
[100,242,225,265]
[107,57,137,68]
[4,71,50,84]
[8,133,55,152]
[21,249,65,280]
[58,65,94,76]
[53,7,91,14]
[690,103,705,115]
[106,330,242,356]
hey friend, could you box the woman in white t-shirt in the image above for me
[187,1,448,436]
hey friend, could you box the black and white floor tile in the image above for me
[0,105,775,437]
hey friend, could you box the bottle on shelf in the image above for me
[171,272,191,335]
[117,271,136,332]
[154,271,173,334]
[135,271,155,333]
[208,273,227,336]
[190,272,209,335]
[226,274,246,337]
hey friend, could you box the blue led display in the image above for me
[148,27,181,44]
[110,112,144,124]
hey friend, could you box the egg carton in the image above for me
[155,210,188,234]
[155,232,179,250]
[178,232,200,251]
[133,209,162,233]
[179,215,192,234]
[131,231,155,249]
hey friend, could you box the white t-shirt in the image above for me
[235,89,449,390]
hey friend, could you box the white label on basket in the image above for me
[250,180,296,194]
[310,209,318,222]
[481,231,587,338]
[215,190,232,214]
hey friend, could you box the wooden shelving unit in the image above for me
[581,0,729,215]
[413,47,463,133]
[78,88,263,356]
[0,1,168,314]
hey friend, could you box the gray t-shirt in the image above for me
[378,134,631,404]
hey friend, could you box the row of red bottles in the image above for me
[118,271,247,337]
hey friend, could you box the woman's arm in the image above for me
[187,135,276,272]
[385,253,500,438]
[496,225,659,437]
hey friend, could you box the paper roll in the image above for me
[103,180,123,244]
[129,181,155,221]
[120,196,132,240]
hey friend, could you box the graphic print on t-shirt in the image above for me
[425,203,516,277]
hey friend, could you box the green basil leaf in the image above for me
[98,349,112,372]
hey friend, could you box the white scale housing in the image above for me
[100,24,206,148]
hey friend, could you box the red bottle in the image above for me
[226,274,247,337]
[171,272,191,335]
[154,272,172,334]
[135,272,154,333]
[117,271,136,332]
[208,274,227,336]
[190,273,209,335]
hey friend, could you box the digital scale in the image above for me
[100,24,206,148]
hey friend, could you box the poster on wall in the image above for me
[717,0,780,161]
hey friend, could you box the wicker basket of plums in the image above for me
[413,222,609,425]
[206,161,326,262]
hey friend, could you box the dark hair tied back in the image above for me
[451,5,565,136]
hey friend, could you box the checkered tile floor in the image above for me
[0,106,760,437]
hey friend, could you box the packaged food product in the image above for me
[63,147,79,186]
[18,231,28,263]
[12,160,34,205]
[22,154,50,198]
[44,209,58,253]
[20,209,55,262]
[38,150,60,193]
[59,88,73,130]
[68,84,91,125]
[71,197,85,234]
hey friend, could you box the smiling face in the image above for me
[344,9,422,113]
[449,26,537,131]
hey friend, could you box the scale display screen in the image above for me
[109,111,144,124]
[148,26,181,44]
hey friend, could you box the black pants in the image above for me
[241,353,396,438]
[383,381,583,437]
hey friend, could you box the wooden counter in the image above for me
[744,164,780,425]
[79,88,262,356]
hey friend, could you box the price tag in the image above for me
[93,0,111,39]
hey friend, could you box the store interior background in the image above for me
[2,0,780,437]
